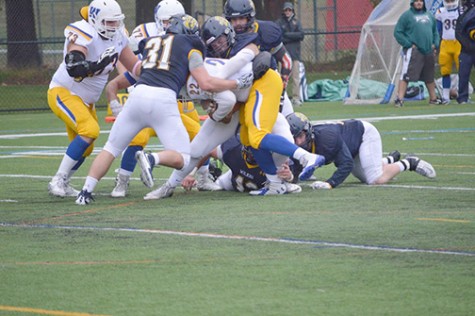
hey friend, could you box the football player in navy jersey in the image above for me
[223,0,294,116]
[75,15,252,205]
[214,135,295,193]
[286,113,437,190]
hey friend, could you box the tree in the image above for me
[5,0,41,68]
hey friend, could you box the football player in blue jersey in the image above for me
[75,15,253,205]
[214,135,295,193]
[47,0,141,198]
[286,113,437,190]
[223,0,295,116]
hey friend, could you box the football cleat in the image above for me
[406,156,436,179]
[284,182,302,194]
[388,150,401,163]
[298,153,325,181]
[75,190,94,205]
[249,181,287,196]
[144,182,175,200]
[135,150,154,188]
[196,169,223,191]
[111,173,130,198]
[48,173,80,197]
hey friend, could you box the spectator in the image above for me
[393,0,444,107]
[276,1,305,107]
[455,0,475,104]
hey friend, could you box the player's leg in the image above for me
[439,39,452,102]
[47,87,99,197]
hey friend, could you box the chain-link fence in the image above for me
[0,0,375,112]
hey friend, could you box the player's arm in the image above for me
[325,142,353,188]
[189,51,251,92]
[217,44,259,79]
[273,43,292,87]
[118,46,141,77]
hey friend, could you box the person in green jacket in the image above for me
[393,0,445,107]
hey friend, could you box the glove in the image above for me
[235,72,254,89]
[109,99,123,117]
[311,181,332,190]
[94,47,118,72]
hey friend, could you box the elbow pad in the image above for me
[252,51,272,80]
[65,50,93,80]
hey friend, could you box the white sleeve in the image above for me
[217,48,255,79]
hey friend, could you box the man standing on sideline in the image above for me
[393,0,444,107]
[276,2,305,107]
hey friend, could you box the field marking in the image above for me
[1,112,474,140]
[1,223,474,257]
[417,218,470,223]
[0,305,109,316]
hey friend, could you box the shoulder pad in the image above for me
[64,20,95,46]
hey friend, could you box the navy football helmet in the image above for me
[223,0,256,33]
[286,112,313,150]
[201,16,236,58]
[166,14,200,36]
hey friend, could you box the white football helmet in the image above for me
[88,0,125,39]
[154,0,185,34]
[443,0,459,10]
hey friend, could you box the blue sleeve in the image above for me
[326,142,354,188]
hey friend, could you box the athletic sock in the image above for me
[121,145,142,172]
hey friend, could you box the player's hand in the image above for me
[310,181,332,190]
[109,99,123,117]
[94,47,118,71]
[181,176,196,191]
[235,73,254,89]
[277,163,294,182]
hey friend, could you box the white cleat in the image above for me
[407,156,436,179]
[196,170,223,191]
[135,150,154,188]
[48,174,80,197]
[144,182,175,200]
[284,182,302,194]
[111,173,130,198]
[249,181,287,196]
[299,153,326,181]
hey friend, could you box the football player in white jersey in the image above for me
[47,0,140,197]
[435,0,461,103]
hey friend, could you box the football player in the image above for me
[47,0,140,197]
[105,0,219,198]
[286,113,436,189]
[75,15,253,205]
[435,0,461,103]
[223,0,295,117]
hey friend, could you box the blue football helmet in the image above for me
[223,0,256,34]
[201,16,236,58]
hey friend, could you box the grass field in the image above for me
[0,100,474,316]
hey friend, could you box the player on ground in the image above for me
[47,0,140,197]
[286,112,436,189]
